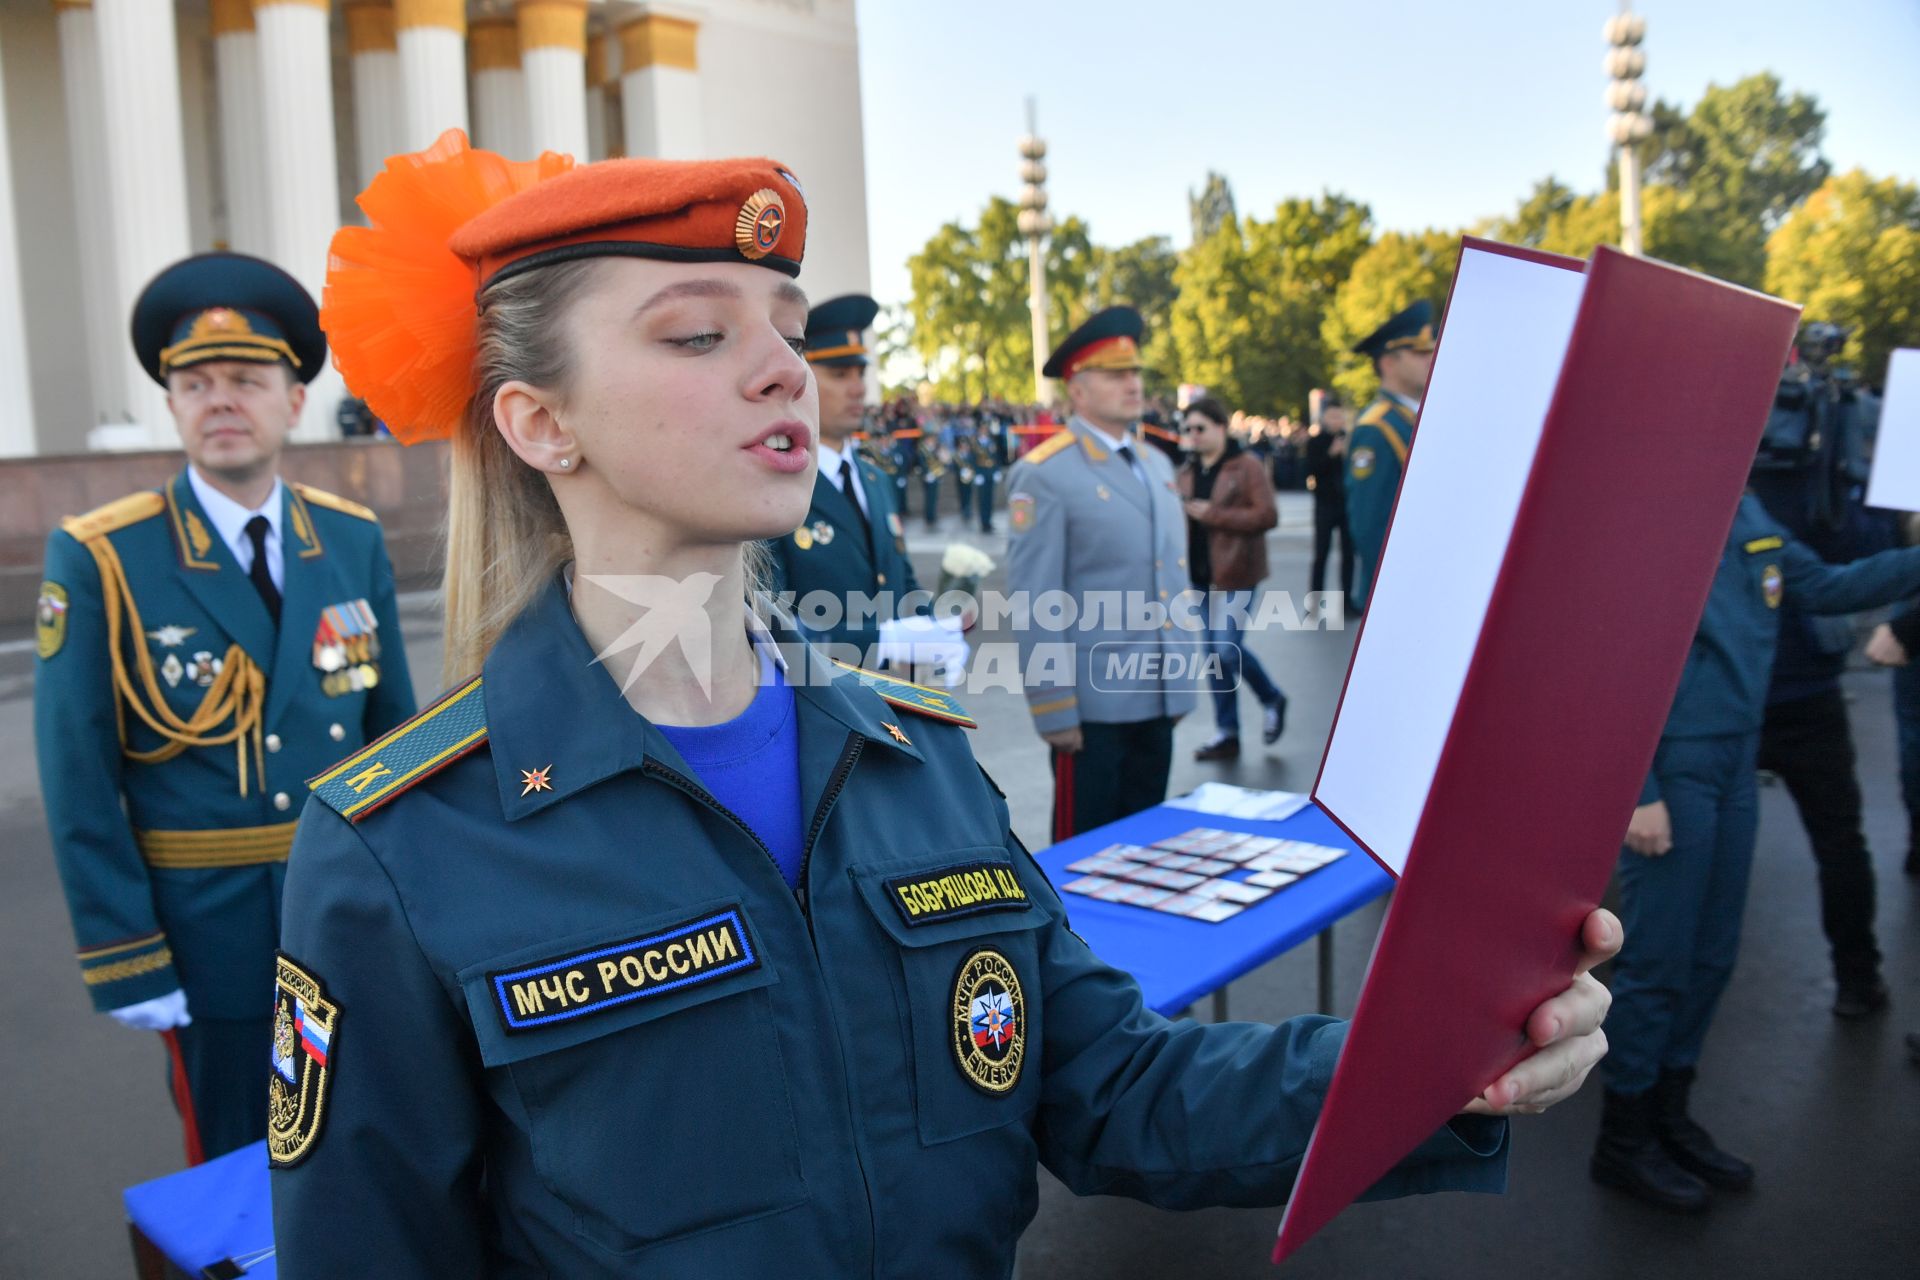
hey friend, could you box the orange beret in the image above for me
[450,156,808,285]
[324,132,814,445]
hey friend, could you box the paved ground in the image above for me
[3,494,1916,1276]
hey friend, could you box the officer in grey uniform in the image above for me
[1005,307,1197,840]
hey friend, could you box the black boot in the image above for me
[1905,816,1919,877]
[1591,1087,1712,1212]
[1651,1067,1754,1191]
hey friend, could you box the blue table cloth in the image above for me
[1033,801,1393,1014]
[124,1140,274,1278]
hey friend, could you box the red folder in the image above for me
[1280,241,1801,1260]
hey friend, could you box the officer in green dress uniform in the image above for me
[1345,299,1436,610]
[32,253,418,1161]
[764,294,922,662]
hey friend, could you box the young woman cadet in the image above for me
[269,132,1618,1278]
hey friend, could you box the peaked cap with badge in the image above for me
[804,293,880,367]
[1042,305,1146,380]
[132,251,330,386]
[271,134,1507,1275]
[1350,298,1436,361]
[34,254,418,1163]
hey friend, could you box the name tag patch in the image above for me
[489,908,760,1034]
[1744,535,1785,554]
[886,860,1030,927]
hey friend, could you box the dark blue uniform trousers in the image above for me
[1895,662,1920,822]
[1605,732,1759,1095]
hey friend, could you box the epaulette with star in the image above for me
[829,661,976,729]
[1020,431,1076,466]
[60,491,165,542]
[293,483,377,522]
[309,676,488,821]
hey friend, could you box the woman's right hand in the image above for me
[1624,800,1672,857]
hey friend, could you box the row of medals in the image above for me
[315,631,381,697]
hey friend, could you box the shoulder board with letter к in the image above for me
[829,661,976,728]
[60,491,165,543]
[293,483,377,522]
[1021,432,1076,466]
[309,676,488,821]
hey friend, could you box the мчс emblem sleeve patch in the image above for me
[951,946,1026,1095]
[268,952,340,1168]
[36,583,68,659]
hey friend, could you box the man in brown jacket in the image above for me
[1177,397,1286,760]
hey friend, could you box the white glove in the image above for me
[876,615,970,688]
[108,989,192,1032]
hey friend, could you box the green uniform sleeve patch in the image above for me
[268,952,339,1168]
[35,582,69,659]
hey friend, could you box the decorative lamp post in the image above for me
[1017,98,1053,407]
[1604,5,1652,256]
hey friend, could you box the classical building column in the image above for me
[619,9,703,159]
[211,0,269,255]
[252,0,345,441]
[469,18,529,159]
[0,23,36,455]
[519,0,588,160]
[395,0,468,151]
[94,0,193,444]
[345,1,401,187]
[54,0,123,434]
[585,30,609,161]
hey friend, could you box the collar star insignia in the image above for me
[147,624,197,648]
[882,721,911,746]
[520,765,554,797]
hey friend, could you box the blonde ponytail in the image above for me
[440,260,597,685]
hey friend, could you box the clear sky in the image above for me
[854,0,1920,306]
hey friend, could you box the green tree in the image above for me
[1322,229,1459,407]
[1189,171,1237,245]
[1493,177,1581,248]
[1088,235,1179,316]
[1165,194,1373,418]
[1490,177,1742,278]
[1088,236,1181,382]
[1166,217,1260,408]
[1765,169,1920,387]
[904,196,1094,403]
[1635,73,1829,285]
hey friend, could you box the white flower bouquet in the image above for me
[936,543,997,631]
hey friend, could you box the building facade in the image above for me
[0,0,871,457]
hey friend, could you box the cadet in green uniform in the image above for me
[1597,494,1920,1212]
[271,134,1617,1277]
[33,253,417,1161]
[765,294,922,661]
[1345,300,1436,610]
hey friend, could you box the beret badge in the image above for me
[736,188,786,260]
